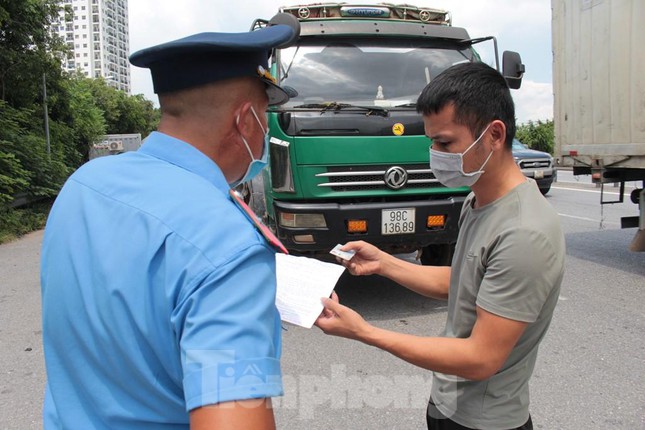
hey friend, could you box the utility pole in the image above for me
[43,73,51,161]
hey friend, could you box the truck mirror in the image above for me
[282,85,299,98]
[268,13,301,48]
[502,51,525,89]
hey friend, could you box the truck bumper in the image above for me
[273,196,467,254]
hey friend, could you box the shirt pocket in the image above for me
[460,251,485,301]
[450,252,484,327]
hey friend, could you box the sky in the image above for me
[128,0,554,124]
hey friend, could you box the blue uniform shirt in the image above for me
[41,132,283,429]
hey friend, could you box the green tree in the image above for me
[0,101,35,205]
[0,151,29,205]
[0,101,68,204]
[0,0,160,240]
[0,0,74,201]
[0,0,67,107]
[114,93,159,136]
[67,77,107,160]
[516,120,554,155]
[86,77,159,136]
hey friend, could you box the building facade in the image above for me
[54,0,131,93]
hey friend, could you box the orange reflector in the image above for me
[347,219,368,233]
[591,172,601,180]
[280,212,296,227]
[427,215,446,228]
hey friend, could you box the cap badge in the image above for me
[257,66,277,84]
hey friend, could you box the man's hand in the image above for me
[337,241,384,276]
[314,292,372,341]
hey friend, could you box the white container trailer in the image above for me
[552,0,645,250]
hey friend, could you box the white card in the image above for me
[329,244,356,261]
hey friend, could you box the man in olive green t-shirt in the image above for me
[315,62,565,430]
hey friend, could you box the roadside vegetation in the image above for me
[0,0,159,243]
[516,120,554,155]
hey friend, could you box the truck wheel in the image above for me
[419,243,455,266]
[540,185,551,195]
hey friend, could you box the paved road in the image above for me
[0,230,44,430]
[1,173,644,429]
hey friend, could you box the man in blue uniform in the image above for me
[41,25,295,429]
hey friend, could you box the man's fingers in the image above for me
[321,296,342,315]
[330,291,339,302]
[340,241,364,252]
[321,306,335,318]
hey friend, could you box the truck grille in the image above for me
[518,158,551,169]
[316,164,441,192]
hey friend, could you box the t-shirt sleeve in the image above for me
[476,227,561,323]
[172,244,283,411]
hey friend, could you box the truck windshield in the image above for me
[278,40,477,108]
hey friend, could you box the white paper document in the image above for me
[275,253,346,328]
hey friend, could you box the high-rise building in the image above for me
[53,0,131,93]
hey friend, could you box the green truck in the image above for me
[247,3,524,264]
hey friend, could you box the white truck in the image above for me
[552,0,645,251]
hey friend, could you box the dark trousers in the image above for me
[426,400,533,430]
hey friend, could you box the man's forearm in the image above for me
[378,253,451,300]
[359,325,493,381]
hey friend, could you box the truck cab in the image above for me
[249,3,524,264]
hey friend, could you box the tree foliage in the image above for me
[516,120,554,155]
[0,0,160,230]
[0,101,70,204]
[85,77,159,136]
[0,0,66,107]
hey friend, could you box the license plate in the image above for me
[534,170,544,179]
[382,208,415,235]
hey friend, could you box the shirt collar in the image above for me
[138,131,230,194]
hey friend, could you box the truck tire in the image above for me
[419,243,455,266]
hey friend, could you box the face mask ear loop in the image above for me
[463,147,494,177]
[236,113,256,161]
[249,106,268,136]
[462,123,492,157]
[460,123,493,175]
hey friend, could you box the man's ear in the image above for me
[233,102,254,135]
[226,101,254,155]
[489,120,507,151]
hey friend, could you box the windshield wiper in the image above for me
[293,102,389,117]
[393,102,417,108]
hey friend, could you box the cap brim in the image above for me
[129,25,296,98]
[130,25,295,67]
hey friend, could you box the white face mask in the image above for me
[429,123,493,188]
[229,106,270,188]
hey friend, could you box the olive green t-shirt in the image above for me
[429,179,565,429]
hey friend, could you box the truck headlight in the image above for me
[279,212,327,228]
[270,137,295,193]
